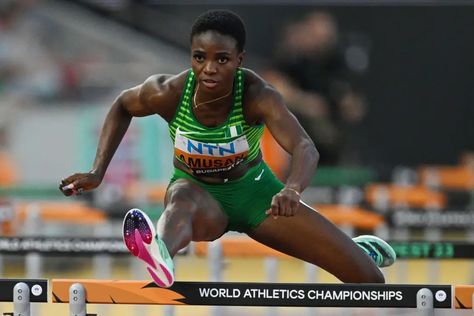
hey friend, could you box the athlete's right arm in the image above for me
[59,75,163,196]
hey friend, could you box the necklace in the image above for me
[193,83,233,109]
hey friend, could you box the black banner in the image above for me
[0,279,48,302]
[390,241,474,259]
[161,282,452,308]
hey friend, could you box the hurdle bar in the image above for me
[0,279,48,316]
[52,279,457,309]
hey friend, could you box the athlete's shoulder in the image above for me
[141,70,189,101]
[137,70,190,120]
[242,68,281,105]
[240,68,283,124]
[242,68,266,88]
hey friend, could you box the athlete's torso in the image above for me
[168,69,264,182]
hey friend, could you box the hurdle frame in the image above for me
[0,279,48,316]
[52,279,458,311]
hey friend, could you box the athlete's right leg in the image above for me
[123,178,228,287]
[159,178,229,256]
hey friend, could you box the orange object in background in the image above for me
[1,201,106,236]
[0,199,14,235]
[195,237,290,258]
[261,127,289,181]
[125,182,168,204]
[15,201,106,224]
[0,151,18,186]
[314,204,385,230]
[418,166,474,190]
[366,184,447,208]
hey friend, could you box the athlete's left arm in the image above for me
[255,84,320,217]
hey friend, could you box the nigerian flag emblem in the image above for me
[225,124,243,137]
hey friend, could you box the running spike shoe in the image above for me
[353,235,397,268]
[122,208,175,287]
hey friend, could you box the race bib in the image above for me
[174,129,249,175]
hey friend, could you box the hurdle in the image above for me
[52,278,474,315]
[0,279,48,316]
[4,237,474,316]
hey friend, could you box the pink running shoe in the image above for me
[122,208,175,287]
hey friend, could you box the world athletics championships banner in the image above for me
[52,280,452,308]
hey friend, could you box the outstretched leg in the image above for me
[123,178,228,287]
[248,202,385,283]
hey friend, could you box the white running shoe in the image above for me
[122,208,175,287]
[353,235,397,268]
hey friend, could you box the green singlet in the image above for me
[168,69,284,232]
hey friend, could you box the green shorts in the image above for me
[169,161,284,232]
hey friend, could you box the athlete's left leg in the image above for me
[247,202,389,283]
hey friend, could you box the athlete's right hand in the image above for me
[59,172,102,196]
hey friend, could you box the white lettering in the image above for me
[198,288,240,298]
[307,290,404,301]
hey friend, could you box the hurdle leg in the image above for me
[23,204,43,316]
[424,227,441,285]
[128,250,176,316]
[392,225,410,284]
[0,222,3,279]
[304,262,317,316]
[373,224,390,316]
[93,224,112,316]
[162,256,177,316]
[208,239,223,282]
[416,288,434,316]
[130,257,151,316]
[471,292,474,312]
[162,304,174,316]
[13,282,30,316]
[69,283,87,316]
[468,231,474,284]
[0,253,3,278]
[208,239,223,316]
[22,204,41,254]
[264,257,279,316]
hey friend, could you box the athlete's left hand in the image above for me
[266,187,301,218]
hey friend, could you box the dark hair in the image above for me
[190,10,246,52]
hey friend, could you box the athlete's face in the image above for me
[191,31,244,94]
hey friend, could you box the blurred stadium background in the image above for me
[0,0,473,315]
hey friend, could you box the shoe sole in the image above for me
[122,209,174,287]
